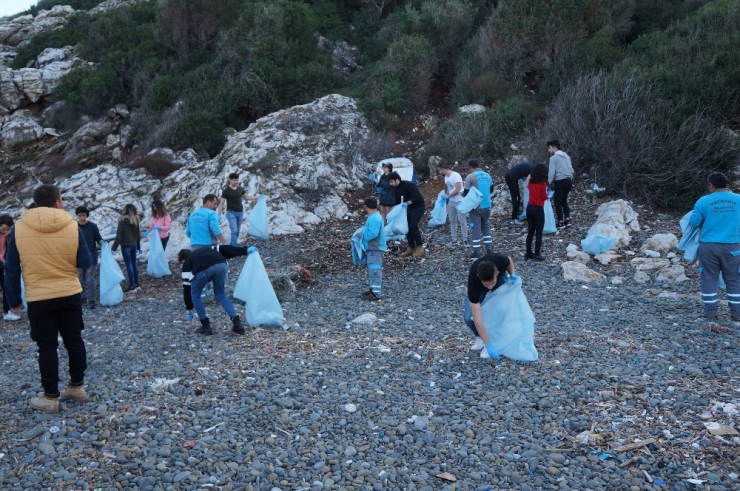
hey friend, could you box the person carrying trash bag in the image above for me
[463,160,495,258]
[388,171,426,258]
[463,251,515,359]
[524,164,549,261]
[438,163,468,248]
[688,171,740,321]
[178,244,249,335]
[354,197,386,301]
[504,161,533,224]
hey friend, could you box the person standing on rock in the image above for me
[186,194,225,249]
[505,161,533,224]
[463,160,494,258]
[4,184,92,414]
[689,171,740,321]
[438,163,468,248]
[388,171,426,258]
[111,204,142,293]
[524,164,548,261]
[217,173,260,246]
[356,197,386,301]
[377,163,396,223]
[147,199,172,251]
[547,140,574,229]
[178,245,249,335]
[464,252,516,359]
[75,206,103,308]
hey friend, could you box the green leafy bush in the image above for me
[380,34,436,109]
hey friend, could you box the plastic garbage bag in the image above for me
[146,232,171,278]
[20,275,27,311]
[543,199,557,234]
[518,180,529,221]
[427,191,447,229]
[99,242,125,306]
[458,186,483,214]
[247,195,269,241]
[351,227,366,267]
[480,276,538,361]
[233,249,283,326]
[385,205,409,240]
[677,210,699,261]
[581,235,616,255]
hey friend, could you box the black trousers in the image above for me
[406,206,425,248]
[28,293,87,397]
[0,262,9,313]
[505,175,521,220]
[526,204,545,255]
[553,177,572,222]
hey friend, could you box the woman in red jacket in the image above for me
[525,164,549,261]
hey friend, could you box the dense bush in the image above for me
[543,71,740,209]
[157,0,242,56]
[627,0,711,40]
[380,34,436,109]
[19,0,102,16]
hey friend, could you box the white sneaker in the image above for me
[480,347,490,359]
[470,337,485,351]
[3,311,21,321]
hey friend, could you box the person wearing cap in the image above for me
[376,163,396,223]
[388,171,426,258]
[463,160,494,258]
[438,163,467,247]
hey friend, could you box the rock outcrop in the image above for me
[0,6,74,48]
[586,200,640,248]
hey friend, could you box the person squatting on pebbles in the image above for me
[179,245,250,335]
[689,171,740,321]
[111,204,142,293]
[357,197,386,302]
[464,252,516,360]
[505,161,533,224]
[524,164,549,262]
[463,160,495,258]
[75,206,103,309]
[5,184,92,414]
[217,172,260,246]
[438,163,468,248]
[547,139,574,229]
[389,171,426,258]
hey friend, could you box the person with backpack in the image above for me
[463,160,494,258]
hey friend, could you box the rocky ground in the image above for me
[0,180,739,491]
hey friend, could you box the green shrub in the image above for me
[543,71,740,209]
[628,0,711,40]
[157,0,242,56]
[160,111,226,157]
[380,34,436,109]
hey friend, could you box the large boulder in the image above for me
[640,233,678,254]
[0,6,74,48]
[586,200,640,248]
[0,110,51,147]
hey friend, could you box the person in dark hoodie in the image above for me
[178,244,249,335]
[388,171,426,258]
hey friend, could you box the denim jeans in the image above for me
[464,273,509,337]
[226,211,243,246]
[190,263,237,320]
[28,293,86,397]
[78,265,96,305]
[121,245,139,288]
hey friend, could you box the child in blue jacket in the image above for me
[358,197,387,301]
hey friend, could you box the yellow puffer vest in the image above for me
[15,207,82,302]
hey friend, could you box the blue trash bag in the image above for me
[581,234,616,255]
[543,199,557,234]
[385,205,409,240]
[233,250,284,326]
[247,195,269,241]
[427,191,447,229]
[677,211,700,261]
[458,186,483,214]
[480,276,538,361]
[99,242,125,306]
[146,232,171,278]
[351,227,366,267]
[20,275,27,310]
[518,180,529,221]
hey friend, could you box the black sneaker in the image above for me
[88,302,96,310]
[365,291,380,301]
[525,253,534,261]
[531,254,546,262]
[563,220,571,227]
[556,222,566,229]
[469,250,481,259]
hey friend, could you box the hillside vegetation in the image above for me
[14,0,740,208]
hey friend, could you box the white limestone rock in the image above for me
[631,257,670,271]
[561,261,606,282]
[566,243,579,252]
[656,265,688,283]
[566,250,591,264]
[586,199,640,248]
[459,104,485,113]
[643,250,661,258]
[595,252,622,265]
[640,233,678,254]
[634,271,651,284]
[0,6,74,48]
[0,111,46,147]
[611,276,624,285]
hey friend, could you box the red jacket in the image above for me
[528,181,548,207]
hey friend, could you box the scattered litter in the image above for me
[204,422,225,433]
[705,323,733,334]
[436,472,457,482]
[703,422,738,436]
[406,352,422,360]
[182,441,195,448]
[685,479,705,485]
[613,438,655,453]
[654,478,666,486]
[149,378,180,391]
[712,402,738,416]
[599,453,612,461]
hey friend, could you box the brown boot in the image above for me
[413,247,426,258]
[400,247,416,258]
[30,395,59,414]
[61,385,88,402]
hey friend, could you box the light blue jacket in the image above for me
[185,207,222,246]
[362,211,387,251]
[689,190,740,243]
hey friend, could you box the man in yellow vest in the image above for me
[4,184,92,414]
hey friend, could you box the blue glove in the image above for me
[152,226,160,231]
[485,342,500,360]
[142,230,149,238]
[401,203,408,209]
[186,313,194,321]
[442,195,450,201]
[510,274,519,281]
[137,248,143,255]
[247,246,257,254]
[256,194,262,199]
[368,172,377,181]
